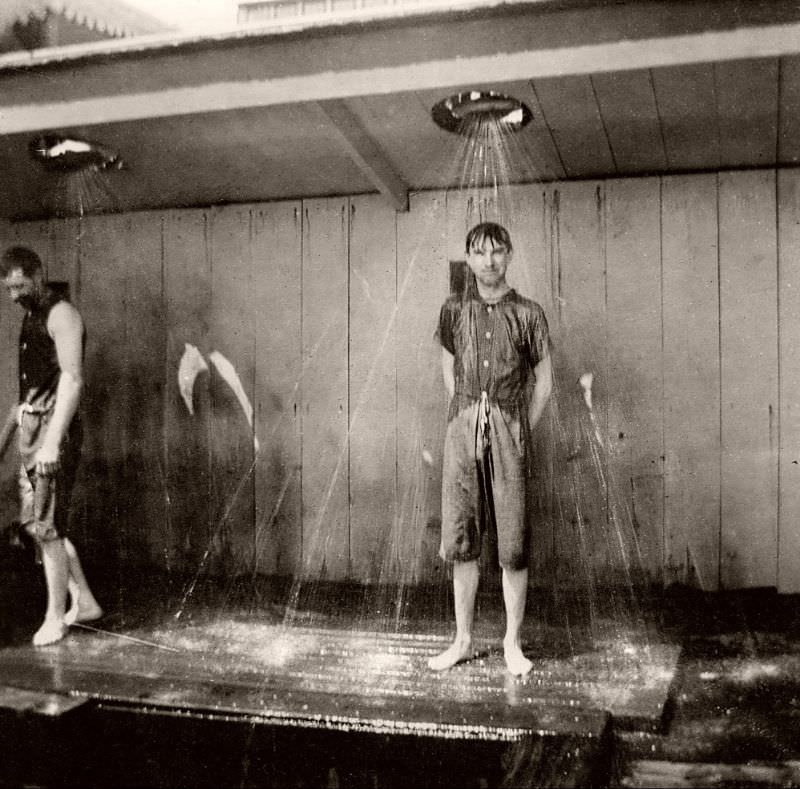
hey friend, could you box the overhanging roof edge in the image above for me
[0,0,584,73]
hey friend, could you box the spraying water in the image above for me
[160,90,655,655]
[29,134,123,220]
[10,98,679,789]
[26,101,656,692]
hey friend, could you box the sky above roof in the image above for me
[122,0,238,33]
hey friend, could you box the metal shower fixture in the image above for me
[431,91,532,135]
[28,134,124,172]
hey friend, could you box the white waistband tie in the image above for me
[477,390,491,455]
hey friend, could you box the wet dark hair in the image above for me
[0,246,43,278]
[465,222,513,254]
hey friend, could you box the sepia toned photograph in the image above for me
[0,1,799,786]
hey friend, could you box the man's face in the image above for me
[3,268,39,310]
[466,237,511,288]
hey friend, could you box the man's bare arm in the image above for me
[442,348,455,400]
[528,354,552,429]
[36,302,83,473]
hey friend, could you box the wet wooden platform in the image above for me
[0,577,682,787]
[0,610,678,739]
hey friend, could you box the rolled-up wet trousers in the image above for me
[440,399,529,570]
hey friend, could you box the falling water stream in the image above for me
[157,97,655,652]
[20,102,670,785]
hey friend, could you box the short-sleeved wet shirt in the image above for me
[436,290,549,569]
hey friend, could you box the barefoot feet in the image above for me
[64,599,103,626]
[428,638,474,671]
[503,639,532,676]
[32,618,68,646]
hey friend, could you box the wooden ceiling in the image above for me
[0,0,799,219]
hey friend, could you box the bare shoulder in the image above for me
[46,300,84,336]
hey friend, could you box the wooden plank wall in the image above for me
[718,172,779,589]
[207,206,256,575]
[778,170,800,594]
[550,181,608,589]
[1,168,798,591]
[605,178,664,582]
[661,175,720,590]
[251,202,302,576]
[301,198,350,581]
[395,192,448,584]
[163,210,212,573]
[348,196,397,582]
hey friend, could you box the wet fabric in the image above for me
[19,284,67,412]
[437,289,549,422]
[18,411,82,543]
[16,285,84,543]
[17,284,85,469]
[437,290,550,570]
[441,399,528,568]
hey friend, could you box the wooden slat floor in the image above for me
[0,603,678,741]
[0,572,685,787]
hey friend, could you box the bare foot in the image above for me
[503,640,532,676]
[428,639,474,671]
[64,600,103,626]
[32,619,68,646]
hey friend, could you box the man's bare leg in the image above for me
[502,566,532,676]
[428,559,479,670]
[63,537,102,625]
[33,537,69,646]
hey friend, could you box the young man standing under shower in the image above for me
[1,246,102,646]
[429,222,552,676]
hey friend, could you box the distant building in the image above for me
[238,0,435,24]
[0,0,170,53]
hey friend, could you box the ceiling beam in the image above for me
[314,100,408,211]
[1,1,800,133]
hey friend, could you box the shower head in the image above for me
[29,134,124,172]
[431,91,532,135]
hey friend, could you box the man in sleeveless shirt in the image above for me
[1,246,101,646]
[429,223,552,676]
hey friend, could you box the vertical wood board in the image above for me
[505,184,554,579]
[348,195,398,582]
[718,170,778,588]
[778,169,800,592]
[49,218,81,295]
[605,177,664,582]
[122,212,167,567]
[251,201,303,577]
[396,191,448,585]
[551,181,609,585]
[163,209,213,577]
[503,184,550,315]
[77,213,133,561]
[661,174,721,590]
[301,197,350,580]
[207,205,256,575]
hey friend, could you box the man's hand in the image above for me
[34,443,60,477]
